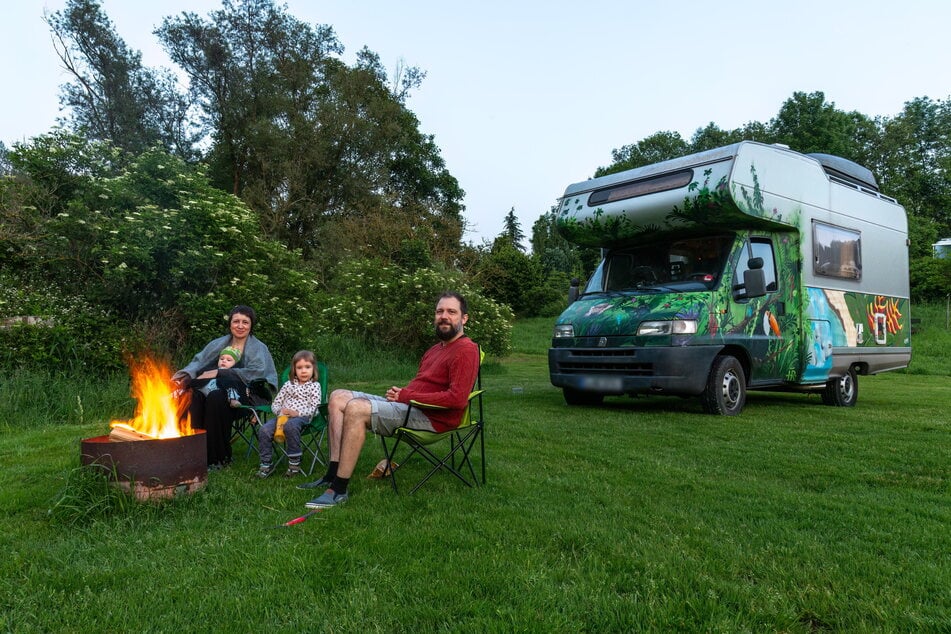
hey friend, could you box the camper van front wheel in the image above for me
[821,367,858,407]
[702,355,747,416]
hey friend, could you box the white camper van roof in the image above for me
[564,143,882,198]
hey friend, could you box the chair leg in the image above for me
[304,428,326,476]
[380,434,402,494]
[231,411,260,459]
[479,424,486,485]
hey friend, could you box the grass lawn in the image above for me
[1,317,948,632]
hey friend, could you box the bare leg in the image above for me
[336,398,372,479]
[326,389,354,462]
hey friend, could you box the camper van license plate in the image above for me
[580,376,623,392]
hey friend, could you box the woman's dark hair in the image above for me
[290,350,317,382]
[228,305,257,333]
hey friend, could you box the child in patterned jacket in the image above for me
[256,350,322,478]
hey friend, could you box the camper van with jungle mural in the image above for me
[548,141,911,415]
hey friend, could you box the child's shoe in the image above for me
[256,464,275,479]
[284,464,303,478]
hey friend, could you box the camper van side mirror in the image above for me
[567,278,580,304]
[743,268,767,298]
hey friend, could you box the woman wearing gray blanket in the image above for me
[172,305,278,468]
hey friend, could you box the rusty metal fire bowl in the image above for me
[80,430,208,500]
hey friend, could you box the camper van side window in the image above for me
[588,170,693,206]
[813,221,862,280]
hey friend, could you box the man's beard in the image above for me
[435,320,461,341]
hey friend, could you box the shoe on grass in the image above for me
[367,459,398,479]
[297,476,332,490]
[305,489,348,509]
[255,464,275,479]
[283,464,303,478]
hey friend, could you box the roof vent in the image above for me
[807,153,879,191]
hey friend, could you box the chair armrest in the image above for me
[234,403,271,425]
[408,399,449,411]
[408,390,484,411]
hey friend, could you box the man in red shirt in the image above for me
[301,292,480,508]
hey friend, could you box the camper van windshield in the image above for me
[585,235,735,294]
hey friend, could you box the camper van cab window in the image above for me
[587,169,693,206]
[733,238,778,299]
[813,221,862,280]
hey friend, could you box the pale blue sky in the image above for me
[3,1,949,244]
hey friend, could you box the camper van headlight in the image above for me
[637,319,698,336]
[553,324,575,338]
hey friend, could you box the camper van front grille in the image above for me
[559,350,652,375]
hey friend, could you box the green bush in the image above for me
[2,135,320,369]
[317,258,513,357]
[475,241,544,316]
[910,256,951,303]
[0,275,130,372]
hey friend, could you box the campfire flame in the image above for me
[110,356,194,439]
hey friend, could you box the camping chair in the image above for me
[231,378,277,459]
[379,347,485,494]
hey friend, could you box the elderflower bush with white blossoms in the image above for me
[317,259,513,357]
[2,134,320,370]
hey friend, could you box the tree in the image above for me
[876,97,951,241]
[475,241,544,316]
[501,207,525,251]
[597,130,689,176]
[769,91,861,159]
[156,0,464,264]
[689,123,745,152]
[530,209,598,279]
[46,0,196,158]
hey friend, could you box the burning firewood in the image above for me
[108,425,156,442]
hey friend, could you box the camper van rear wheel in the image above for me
[821,367,858,407]
[563,387,604,406]
[702,355,747,416]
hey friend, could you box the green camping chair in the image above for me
[231,378,277,458]
[379,347,485,494]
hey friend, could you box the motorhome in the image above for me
[548,141,911,415]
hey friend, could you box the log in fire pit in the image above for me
[80,356,207,500]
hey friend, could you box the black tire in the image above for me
[701,355,746,416]
[563,388,604,406]
[821,367,858,407]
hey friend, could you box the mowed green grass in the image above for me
[0,317,948,632]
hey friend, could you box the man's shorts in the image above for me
[349,391,435,436]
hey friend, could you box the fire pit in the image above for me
[80,356,207,500]
[81,431,207,500]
